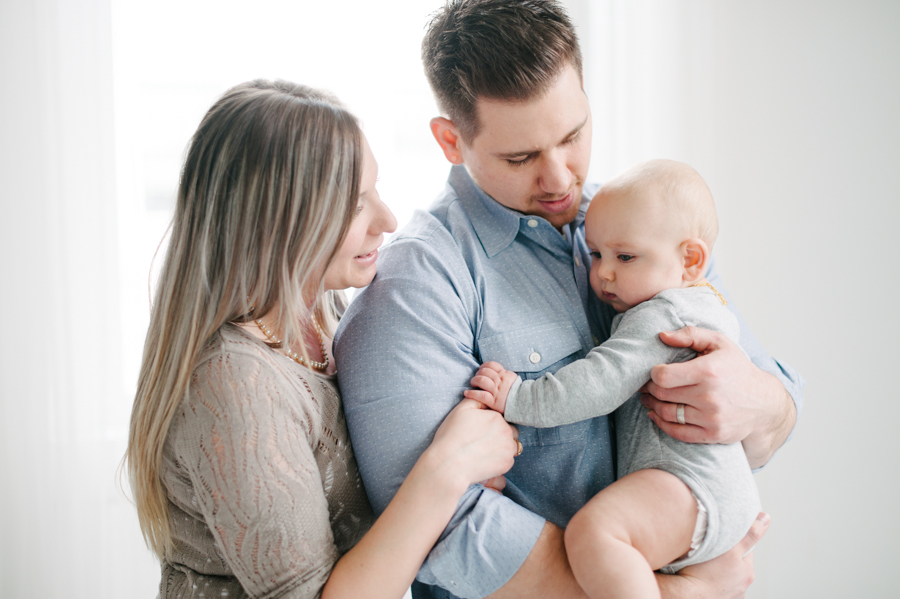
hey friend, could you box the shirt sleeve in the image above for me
[172,351,337,599]
[335,235,545,599]
[505,298,690,427]
[705,255,806,443]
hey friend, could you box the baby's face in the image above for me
[585,188,687,312]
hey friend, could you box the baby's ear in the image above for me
[681,238,710,283]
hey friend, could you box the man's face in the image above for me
[457,64,592,230]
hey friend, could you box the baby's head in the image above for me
[586,159,718,312]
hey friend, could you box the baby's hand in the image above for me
[464,361,517,414]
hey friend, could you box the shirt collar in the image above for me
[449,165,591,258]
[450,166,520,258]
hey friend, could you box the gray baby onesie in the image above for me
[504,286,760,571]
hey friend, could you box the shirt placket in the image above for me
[519,217,594,355]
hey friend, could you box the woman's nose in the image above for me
[374,199,398,235]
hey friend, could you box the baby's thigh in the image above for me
[568,469,698,571]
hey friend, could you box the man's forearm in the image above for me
[742,371,797,469]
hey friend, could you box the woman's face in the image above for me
[323,137,398,291]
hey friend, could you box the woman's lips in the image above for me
[354,248,378,265]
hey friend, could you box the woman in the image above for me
[125,80,519,598]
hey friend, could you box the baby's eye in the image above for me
[617,254,635,263]
[590,251,602,260]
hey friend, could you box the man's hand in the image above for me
[640,326,796,468]
[657,512,770,599]
[464,361,518,414]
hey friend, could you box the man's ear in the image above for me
[681,238,710,283]
[430,117,464,165]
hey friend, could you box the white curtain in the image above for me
[0,0,159,596]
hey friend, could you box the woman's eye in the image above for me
[618,254,634,262]
[354,203,364,217]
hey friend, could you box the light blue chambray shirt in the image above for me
[334,166,804,599]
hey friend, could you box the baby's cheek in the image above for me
[588,269,603,296]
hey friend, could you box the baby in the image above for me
[464,159,760,599]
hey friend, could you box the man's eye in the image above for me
[618,254,634,262]
[507,157,531,167]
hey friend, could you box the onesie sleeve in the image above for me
[505,297,691,428]
[171,351,337,599]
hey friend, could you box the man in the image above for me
[335,1,803,597]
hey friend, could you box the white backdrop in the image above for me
[1,1,897,598]
[571,3,900,597]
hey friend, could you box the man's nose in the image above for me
[537,151,571,195]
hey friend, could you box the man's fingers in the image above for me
[738,513,770,558]
[640,393,699,423]
[647,410,710,443]
[658,326,723,354]
[649,361,706,391]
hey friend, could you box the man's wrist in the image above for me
[742,371,796,469]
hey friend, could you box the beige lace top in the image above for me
[160,324,375,598]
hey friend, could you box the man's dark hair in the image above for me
[422,0,583,141]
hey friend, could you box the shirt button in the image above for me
[575,257,581,267]
[529,351,541,364]
[593,335,600,345]
[527,219,539,228]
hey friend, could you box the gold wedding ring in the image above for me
[515,439,523,457]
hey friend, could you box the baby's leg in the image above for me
[564,469,697,599]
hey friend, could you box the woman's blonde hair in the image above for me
[125,79,362,559]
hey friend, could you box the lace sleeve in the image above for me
[171,348,338,599]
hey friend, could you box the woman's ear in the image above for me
[681,238,710,283]
[429,117,464,165]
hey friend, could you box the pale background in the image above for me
[1,1,897,598]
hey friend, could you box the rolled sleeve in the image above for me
[705,256,806,441]
[335,227,545,597]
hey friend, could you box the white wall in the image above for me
[575,2,900,597]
